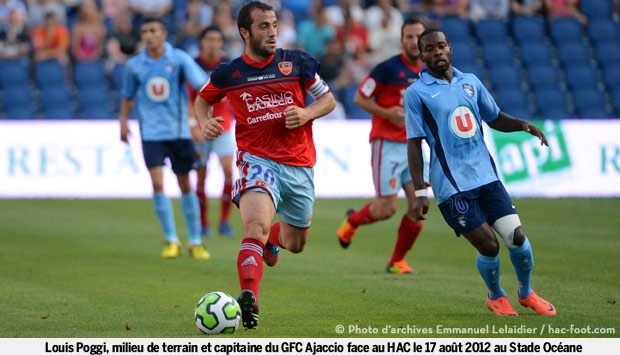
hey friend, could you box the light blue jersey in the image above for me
[404,67,501,204]
[122,42,208,141]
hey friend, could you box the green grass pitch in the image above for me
[0,198,618,338]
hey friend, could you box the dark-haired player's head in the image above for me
[237,1,277,59]
[401,18,426,64]
[140,17,167,52]
[418,29,452,76]
[198,25,225,59]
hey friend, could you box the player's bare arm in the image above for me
[119,97,134,143]
[284,92,336,129]
[195,96,223,140]
[488,112,549,146]
[353,91,405,126]
[407,137,429,220]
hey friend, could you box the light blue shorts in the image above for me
[194,131,235,167]
[232,151,314,228]
[371,138,429,197]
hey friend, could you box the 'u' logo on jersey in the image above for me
[449,106,478,139]
[145,76,171,102]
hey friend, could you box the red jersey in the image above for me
[189,55,234,131]
[199,49,328,167]
[357,53,423,142]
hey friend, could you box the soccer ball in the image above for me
[194,291,241,334]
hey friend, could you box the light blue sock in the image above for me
[509,237,534,299]
[476,252,506,300]
[152,192,177,242]
[181,192,201,245]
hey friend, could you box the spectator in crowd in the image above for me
[296,6,335,57]
[324,0,365,28]
[433,0,470,18]
[31,11,69,64]
[543,0,587,25]
[336,4,369,55]
[104,8,138,73]
[365,0,404,64]
[176,0,214,57]
[0,7,31,60]
[276,8,297,50]
[510,0,543,16]
[70,0,106,62]
[212,0,243,58]
[127,0,173,34]
[27,0,66,28]
[101,0,128,32]
[469,0,510,21]
[0,0,28,32]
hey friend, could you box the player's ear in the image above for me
[239,27,250,41]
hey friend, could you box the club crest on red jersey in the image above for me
[278,61,293,75]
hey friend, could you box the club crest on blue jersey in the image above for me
[145,76,170,102]
[462,83,474,98]
[278,61,293,75]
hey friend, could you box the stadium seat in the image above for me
[110,63,126,91]
[533,88,567,112]
[34,60,67,89]
[342,85,371,120]
[494,87,531,113]
[0,59,30,89]
[440,16,472,42]
[455,62,485,80]
[610,88,620,116]
[601,64,620,92]
[449,40,479,67]
[1,86,37,119]
[474,18,509,45]
[538,105,574,119]
[571,88,609,118]
[39,86,74,119]
[525,64,561,91]
[78,87,115,119]
[564,65,600,91]
[549,17,584,45]
[518,42,553,68]
[73,61,107,89]
[488,64,522,90]
[594,42,620,69]
[555,42,592,68]
[511,16,546,45]
[480,41,515,68]
[587,19,620,46]
[580,0,613,20]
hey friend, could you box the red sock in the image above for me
[220,180,233,223]
[268,222,282,248]
[237,238,264,301]
[390,215,423,264]
[196,186,208,228]
[348,202,375,227]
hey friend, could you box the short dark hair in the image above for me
[237,1,274,39]
[417,28,446,52]
[401,17,425,39]
[140,17,166,32]
[198,25,224,42]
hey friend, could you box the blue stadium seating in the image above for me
[480,41,515,68]
[594,42,620,69]
[511,16,546,45]
[518,42,554,68]
[43,106,76,120]
[556,42,592,67]
[587,19,620,46]
[494,87,531,113]
[110,63,126,91]
[571,88,610,118]
[455,62,485,80]
[475,18,509,45]
[440,16,472,42]
[5,106,37,120]
[488,64,522,90]
[564,65,600,91]
[601,64,620,92]
[449,39,479,67]
[2,86,36,119]
[78,87,115,119]
[73,61,107,89]
[0,59,30,89]
[526,64,561,91]
[580,0,614,20]
[533,88,570,118]
[39,86,75,119]
[610,88,620,116]
[34,60,67,89]
[549,17,584,44]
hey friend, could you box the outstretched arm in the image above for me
[487,111,549,146]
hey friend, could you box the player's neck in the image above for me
[147,46,165,60]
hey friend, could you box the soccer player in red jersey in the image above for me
[195,1,336,330]
[337,18,429,275]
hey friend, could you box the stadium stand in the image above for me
[1,2,619,120]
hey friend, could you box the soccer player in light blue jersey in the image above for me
[404,29,556,316]
[119,18,210,260]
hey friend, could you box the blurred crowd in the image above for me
[0,0,618,119]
